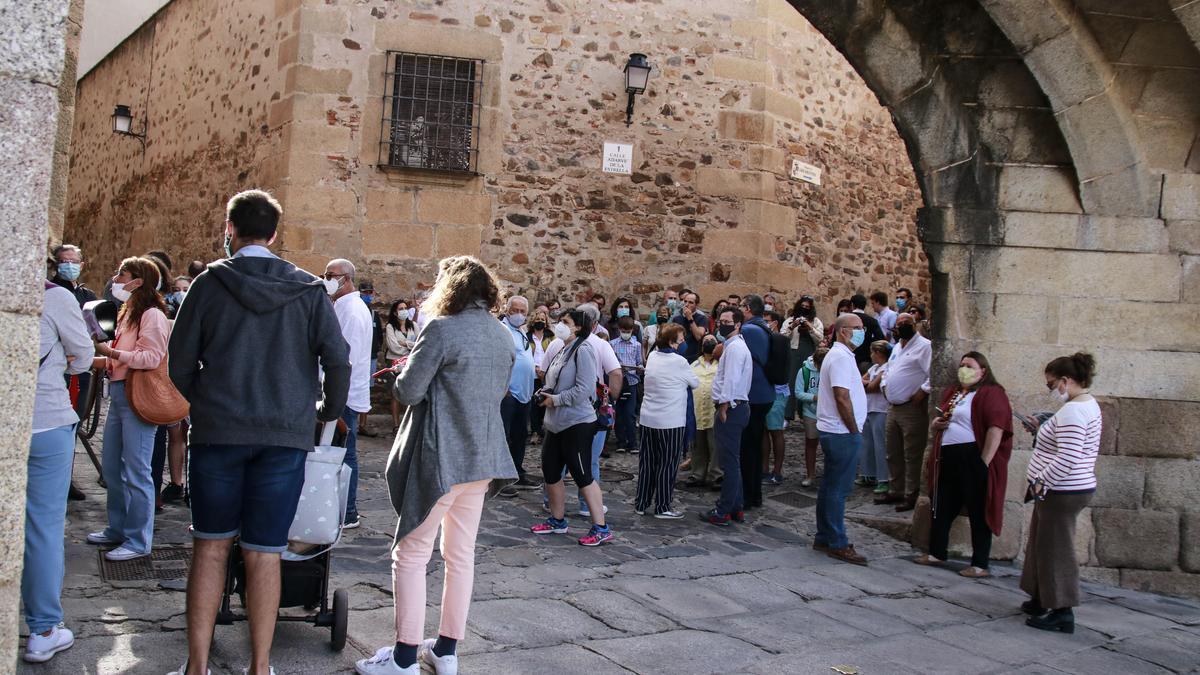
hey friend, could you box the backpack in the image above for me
[764,331,791,386]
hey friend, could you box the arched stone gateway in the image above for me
[785,0,1200,594]
[5,1,1200,658]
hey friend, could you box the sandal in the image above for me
[912,553,945,566]
[959,566,991,578]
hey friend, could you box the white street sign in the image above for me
[602,142,633,175]
[790,159,822,186]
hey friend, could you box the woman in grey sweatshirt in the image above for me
[530,309,613,547]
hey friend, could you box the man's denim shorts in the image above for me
[189,444,307,553]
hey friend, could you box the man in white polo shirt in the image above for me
[324,258,372,529]
[815,313,869,565]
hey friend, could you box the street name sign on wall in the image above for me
[790,159,822,186]
[602,142,633,175]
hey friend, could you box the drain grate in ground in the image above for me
[769,491,817,509]
[99,546,192,582]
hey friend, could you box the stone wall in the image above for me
[66,0,299,278]
[0,0,80,664]
[67,0,927,319]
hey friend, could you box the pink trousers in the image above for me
[392,479,489,644]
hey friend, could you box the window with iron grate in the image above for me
[380,51,483,174]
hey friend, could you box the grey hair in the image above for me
[328,258,356,280]
[52,244,82,260]
[577,302,601,323]
[505,295,529,312]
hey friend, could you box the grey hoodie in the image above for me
[169,255,350,450]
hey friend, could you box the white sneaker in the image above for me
[104,545,149,561]
[419,639,459,675]
[87,531,120,545]
[167,660,210,675]
[356,646,419,674]
[577,504,609,517]
[242,667,277,674]
[23,624,73,663]
[654,510,685,519]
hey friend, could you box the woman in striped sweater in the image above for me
[1021,352,1101,634]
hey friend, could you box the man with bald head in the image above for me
[814,312,869,565]
[324,258,373,527]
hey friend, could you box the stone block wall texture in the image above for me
[62,0,1200,598]
[0,0,79,665]
[66,0,928,320]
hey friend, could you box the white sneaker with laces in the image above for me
[654,510,685,519]
[355,646,419,674]
[104,545,149,561]
[419,639,459,675]
[23,624,73,663]
[87,531,119,545]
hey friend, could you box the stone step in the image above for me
[847,501,915,544]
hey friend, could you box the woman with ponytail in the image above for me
[1020,352,1101,635]
[87,257,169,562]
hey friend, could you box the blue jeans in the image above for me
[816,431,863,550]
[614,383,639,449]
[715,403,751,515]
[341,407,360,521]
[101,381,158,553]
[23,424,75,633]
[189,444,307,553]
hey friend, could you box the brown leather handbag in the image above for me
[127,356,190,425]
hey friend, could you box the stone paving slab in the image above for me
[23,419,1200,674]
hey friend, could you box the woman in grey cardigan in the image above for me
[357,256,518,675]
[530,308,613,546]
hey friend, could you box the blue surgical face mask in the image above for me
[57,262,81,281]
[616,307,630,318]
[896,298,907,310]
[361,294,374,304]
[849,328,866,348]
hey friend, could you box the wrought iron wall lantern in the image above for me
[623,53,652,127]
[111,104,147,151]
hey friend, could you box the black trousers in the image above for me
[530,378,547,435]
[740,403,772,508]
[929,442,992,568]
[500,394,531,478]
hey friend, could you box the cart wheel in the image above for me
[331,588,348,651]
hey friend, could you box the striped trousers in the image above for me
[635,425,686,514]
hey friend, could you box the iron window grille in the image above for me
[380,51,483,174]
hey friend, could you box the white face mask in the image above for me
[553,322,572,341]
[620,331,633,340]
[111,282,132,302]
[323,278,340,296]
[1051,383,1071,403]
[402,308,414,320]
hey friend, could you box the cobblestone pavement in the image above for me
[24,418,1200,674]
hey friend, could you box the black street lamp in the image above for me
[112,104,146,151]
[623,53,651,127]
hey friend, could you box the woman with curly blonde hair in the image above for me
[358,256,518,675]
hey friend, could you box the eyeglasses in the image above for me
[1045,379,1062,390]
[321,273,346,281]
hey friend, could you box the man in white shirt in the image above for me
[702,307,752,526]
[877,313,931,512]
[870,291,897,341]
[815,313,869,565]
[324,258,373,528]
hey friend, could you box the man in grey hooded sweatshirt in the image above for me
[168,189,350,675]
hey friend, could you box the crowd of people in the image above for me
[22,188,1103,672]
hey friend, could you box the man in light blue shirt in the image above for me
[500,295,539,488]
[871,291,897,341]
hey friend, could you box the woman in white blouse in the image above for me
[385,299,418,433]
[1021,352,1101,635]
[635,323,700,519]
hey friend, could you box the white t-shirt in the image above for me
[865,362,890,414]
[587,332,621,384]
[941,390,977,446]
[817,342,868,434]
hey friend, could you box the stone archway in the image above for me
[778,0,1200,595]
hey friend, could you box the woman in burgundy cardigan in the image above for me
[914,351,1013,578]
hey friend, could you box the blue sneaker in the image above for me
[531,517,568,535]
[578,524,613,547]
